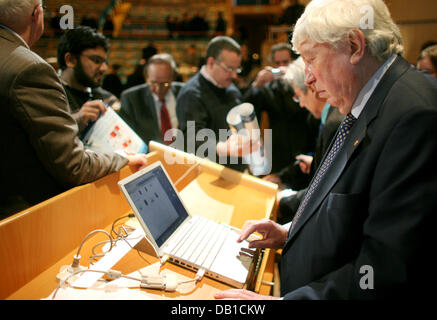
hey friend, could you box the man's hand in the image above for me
[238,218,288,249]
[214,289,279,300]
[252,67,275,88]
[296,154,313,174]
[126,154,148,171]
[216,134,261,157]
[78,99,107,126]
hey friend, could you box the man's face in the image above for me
[210,49,242,88]
[299,41,358,114]
[147,62,173,100]
[292,83,325,119]
[74,46,108,88]
[417,57,436,78]
[273,49,293,67]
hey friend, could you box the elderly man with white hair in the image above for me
[0,0,147,219]
[216,0,437,300]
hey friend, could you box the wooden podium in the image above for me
[0,142,278,300]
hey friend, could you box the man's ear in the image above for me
[206,56,215,68]
[64,52,77,68]
[349,29,366,65]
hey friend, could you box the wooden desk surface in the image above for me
[7,220,232,300]
[1,145,278,300]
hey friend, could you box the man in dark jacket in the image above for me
[216,0,437,300]
[176,36,246,171]
[119,53,184,145]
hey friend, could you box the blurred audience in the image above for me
[244,43,317,188]
[417,44,437,78]
[103,63,124,98]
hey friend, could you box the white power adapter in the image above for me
[140,273,178,291]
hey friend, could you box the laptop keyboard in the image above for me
[164,216,231,269]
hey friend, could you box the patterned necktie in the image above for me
[160,99,172,144]
[290,113,357,233]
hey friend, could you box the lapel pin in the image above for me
[354,140,359,147]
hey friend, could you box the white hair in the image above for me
[284,57,307,93]
[0,0,39,29]
[292,0,403,62]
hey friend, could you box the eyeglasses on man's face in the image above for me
[148,81,170,88]
[82,54,108,66]
[216,60,242,74]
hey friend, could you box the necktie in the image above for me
[160,99,172,144]
[290,113,357,233]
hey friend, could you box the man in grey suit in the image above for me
[119,53,183,145]
[0,0,147,219]
[216,0,437,300]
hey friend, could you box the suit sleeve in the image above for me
[11,61,128,186]
[119,91,138,133]
[283,108,437,299]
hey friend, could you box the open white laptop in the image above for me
[118,161,257,288]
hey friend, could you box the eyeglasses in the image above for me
[148,81,170,88]
[82,54,108,66]
[216,61,242,74]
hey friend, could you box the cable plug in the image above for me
[140,274,178,291]
[56,254,87,283]
[105,269,122,280]
[195,268,206,281]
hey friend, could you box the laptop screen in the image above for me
[124,165,188,247]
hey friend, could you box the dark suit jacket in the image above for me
[279,56,437,299]
[176,72,245,172]
[0,27,127,219]
[119,82,183,144]
[244,79,318,180]
[278,106,344,224]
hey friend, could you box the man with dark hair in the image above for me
[58,26,118,136]
[176,36,247,171]
[119,53,184,145]
[0,1,147,219]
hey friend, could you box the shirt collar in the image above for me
[200,65,225,88]
[321,103,331,125]
[350,54,397,119]
[151,89,173,104]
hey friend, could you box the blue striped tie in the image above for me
[290,113,357,233]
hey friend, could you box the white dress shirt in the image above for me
[351,54,397,119]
